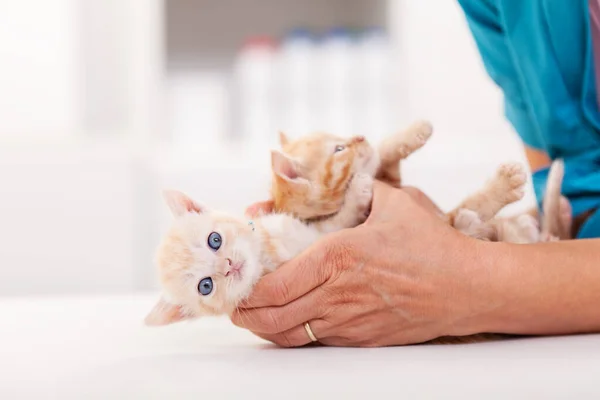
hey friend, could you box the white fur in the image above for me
[145,174,373,326]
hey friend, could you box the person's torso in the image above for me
[489,0,600,237]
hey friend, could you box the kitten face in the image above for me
[145,191,262,326]
[271,132,380,219]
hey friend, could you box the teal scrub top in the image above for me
[458,0,600,238]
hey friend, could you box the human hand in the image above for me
[233,182,490,347]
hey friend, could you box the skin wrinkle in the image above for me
[356,230,419,325]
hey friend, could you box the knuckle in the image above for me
[334,289,356,307]
[321,284,351,308]
[276,332,295,348]
[272,279,291,305]
[323,238,355,274]
[262,308,282,334]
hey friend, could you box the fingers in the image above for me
[245,200,274,218]
[371,180,404,210]
[402,186,444,217]
[250,319,329,348]
[366,181,410,224]
[232,283,326,334]
[369,182,442,226]
[239,238,348,308]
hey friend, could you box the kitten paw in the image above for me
[515,214,541,243]
[409,120,434,146]
[454,209,495,240]
[540,232,559,242]
[495,163,527,203]
[396,120,433,153]
[453,209,482,231]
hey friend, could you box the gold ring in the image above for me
[304,321,318,342]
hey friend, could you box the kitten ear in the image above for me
[144,297,191,326]
[271,150,302,181]
[278,131,290,147]
[162,190,207,217]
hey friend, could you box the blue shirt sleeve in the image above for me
[458,0,545,150]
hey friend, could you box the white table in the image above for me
[1,294,599,399]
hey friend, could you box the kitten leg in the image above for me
[448,163,527,223]
[495,214,541,244]
[557,196,573,240]
[376,120,433,188]
[453,209,497,241]
[313,173,373,234]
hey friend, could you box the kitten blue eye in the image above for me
[198,277,213,296]
[334,145,345,153]
[207,232,222,251]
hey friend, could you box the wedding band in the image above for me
[304,321,318,342]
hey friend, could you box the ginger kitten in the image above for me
[270,120,527,238]
[455,159,571,243]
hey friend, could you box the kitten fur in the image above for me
[453,159,570,243]
[145,173,373,326]
[271,121,527,238]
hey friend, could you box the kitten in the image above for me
[271,120,431,220]
[144,173,373,326]
[270,120,526,237]
[453,160,570,243]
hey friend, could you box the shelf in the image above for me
[166,0,388,69]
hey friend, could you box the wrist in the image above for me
[445,239,516,337]
[447,237,600,338]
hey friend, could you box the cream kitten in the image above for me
[144,173,373,326]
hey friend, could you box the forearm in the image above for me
[470,240,600,336]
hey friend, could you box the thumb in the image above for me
[239,236,346,308]
[366,180,411,224]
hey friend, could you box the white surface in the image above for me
[1,294,599,399]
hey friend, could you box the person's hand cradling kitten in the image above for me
[234,181,491,347]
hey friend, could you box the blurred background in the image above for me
[0,0,533,297]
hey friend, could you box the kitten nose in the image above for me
[350,136,365,145]
[225,259,244,277]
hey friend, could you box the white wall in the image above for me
[0,0,79,141]
[389,0,535,213]
[0,0,162,295]
[0,0,536,296]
